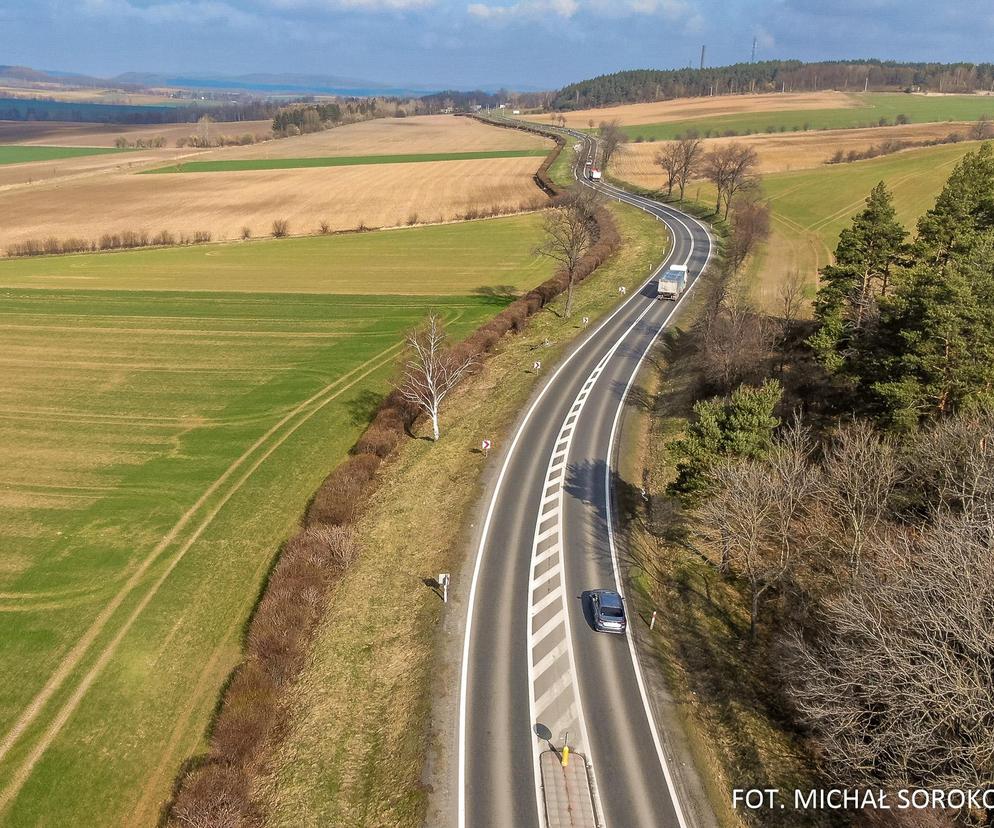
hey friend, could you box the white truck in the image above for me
[657,264,688,300]
[589,167,602,181]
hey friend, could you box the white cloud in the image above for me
[263,0,436,11]
[77,0,257,26]
[469,0,690,21]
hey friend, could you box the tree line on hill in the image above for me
[648,142,994,826]
[550,60,994,110]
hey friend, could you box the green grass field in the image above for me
[0,145,128,165]
[0,213,553,826]
[617,93,994,141]
[747,140,983,308]
[0,213,550,294]
[145,148,549,174]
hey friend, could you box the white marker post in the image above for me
[481,439,492,457]
[650,610,657,631]
[618,286,627,295]
[532,360,542,372]
[439,573,450,603]
[582,316,590,326]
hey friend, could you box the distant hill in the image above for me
[112,71,437,98]
[551,60,994,110]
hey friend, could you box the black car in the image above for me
[591,589,627,634]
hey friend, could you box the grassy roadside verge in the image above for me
[253,198,669,827]
[613,297,842,828]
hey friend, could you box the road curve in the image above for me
[458,128,713,828]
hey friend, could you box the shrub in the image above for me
[153,229,176,246]
[241,226,251,241]
[306,453,381,527]
[193,230,212,244]
[271,218,290,238]
[406,212,419,226]
[169,762,256,828]
[318,220,331,235]
[353,422,402,458]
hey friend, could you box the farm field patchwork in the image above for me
[615,94,994,141]
[610,121,968,182]
[144,148,549,174]
[539,93,994,141]
[523,91,855,129]
[0,214,554,826]
[0,145,128,164]
[0,115,554,247]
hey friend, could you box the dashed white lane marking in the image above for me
[526,359,608,828]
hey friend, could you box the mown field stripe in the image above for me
[143,148,549,174]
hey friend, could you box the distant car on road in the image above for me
[590,590,627,634]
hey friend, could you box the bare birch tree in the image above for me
[400,313,475,441]
[535,187,597,318]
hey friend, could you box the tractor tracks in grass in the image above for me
[0,341,403,815]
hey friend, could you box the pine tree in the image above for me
[670,379,782,499]
[810,182,907,372]
[869,233,994,429]
[915,142,994,264]
[849,145,994,427]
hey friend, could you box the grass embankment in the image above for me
[0,145,127,164]
[0,212,549,294]
[146,149,550,174]
[0,216,553,827]
[614,295,842,828]
[616,93,994,141]
[254,198,670,827]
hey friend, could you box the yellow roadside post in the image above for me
[561,730,570,767]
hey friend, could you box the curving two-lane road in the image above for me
[458,128,713,828]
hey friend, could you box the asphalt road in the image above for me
[458,129,713,828]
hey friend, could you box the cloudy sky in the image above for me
[2,0,992,89]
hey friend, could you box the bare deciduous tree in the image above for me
[726,197,771,273]
[818,420,899,575]
[535,187,598,318]
[699,282,774,392]
[702,144,760,218]
[785,511,994,825]
[674,133,704,201]
[655,142,681,199]
[400,313,476,441]
[695,419,815,636]
[598,119,627,171]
